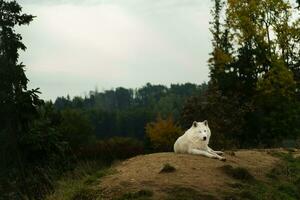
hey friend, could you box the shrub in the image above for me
[145,116,183,152]
[76,137,144,162]
[0,103,74,200]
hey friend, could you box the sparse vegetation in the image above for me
[115,189,153,200]
[165,187,217,200]
[45,162,115,200]
[71,188,101,200]
[220,165,254,181]
[224,152,300,200]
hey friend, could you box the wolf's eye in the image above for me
[204,130,207,132]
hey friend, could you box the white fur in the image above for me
[174,120,225,161]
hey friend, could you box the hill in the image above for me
[96,149,300,200]
[46,149,300,200]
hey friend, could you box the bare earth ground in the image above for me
[97,149,298,199]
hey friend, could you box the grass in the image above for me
[224,152,300,200]
[159,163,176,173]
[220,165,254,181]
[71,188,101,200]
[115,189,153,200]
[165,187,217,200]
[45,161,115,200]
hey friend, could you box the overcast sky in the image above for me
[18,0,213,100]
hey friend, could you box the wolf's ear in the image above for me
[192,121,197,127]
[203,120,208,126]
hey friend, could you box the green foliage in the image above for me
[145,116,183,152]
[257,60,296,101]
[0,1,73,199]
[59,109,95,150]
[54,83,206,139]
[184,0,300,149]
[252,60,300,146]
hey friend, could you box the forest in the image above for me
[53,82,207,140]
[1,0,300,199]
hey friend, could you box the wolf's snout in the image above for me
[203,136,207,141]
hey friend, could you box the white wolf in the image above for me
[174,120,226,161]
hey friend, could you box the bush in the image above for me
[145,116,183,152]
[76,137,144,162]
[0,103,74,200]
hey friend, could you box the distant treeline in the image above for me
[53,83,207,139]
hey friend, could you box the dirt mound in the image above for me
[97,149,291,199]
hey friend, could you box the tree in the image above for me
[59,109,94,150]
[181,87,251,149]
[223,0,300,146]
[115,87,133,109]
[209,0,232,88]
[135,83,167,106]
[19,103,73,199]
[0,1,42,199]
[0,1,73,199]
[254,60,300,146]
[208,0,300,98]
[184,0,300,148]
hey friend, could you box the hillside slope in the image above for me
[96,149,300,200]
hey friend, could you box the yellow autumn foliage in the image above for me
[145,116,183,152]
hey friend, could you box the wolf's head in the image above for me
[190,120,211,142]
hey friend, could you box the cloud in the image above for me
[18,0,212,100]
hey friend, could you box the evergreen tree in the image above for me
[0,1,41,199]
[0,1,70,199]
